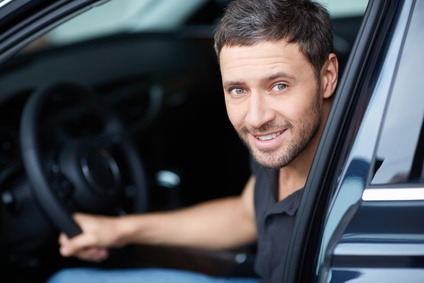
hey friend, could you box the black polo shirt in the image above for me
[251,159,304,283]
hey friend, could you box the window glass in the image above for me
[40,0,368,47]
[371,1,424,185]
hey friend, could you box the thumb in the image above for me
[58,232,88,257]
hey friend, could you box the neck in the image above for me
[277,156,311,200]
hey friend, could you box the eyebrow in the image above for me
[223,80,243,90]
[266,71,296,81]
[222,71,295,89]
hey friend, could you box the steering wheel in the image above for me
[20,81,148,238]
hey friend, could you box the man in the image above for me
[47,0,338,282]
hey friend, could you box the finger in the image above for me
[75,247,109,262]
[58,232,69,245]
[59,233,92,256]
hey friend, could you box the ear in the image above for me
[321,53,339,99]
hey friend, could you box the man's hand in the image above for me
[58,212,121,262]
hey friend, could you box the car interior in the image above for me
[0,0,367,281]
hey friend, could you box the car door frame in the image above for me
[281,0,407,282]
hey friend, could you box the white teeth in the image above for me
[257,132,280,141]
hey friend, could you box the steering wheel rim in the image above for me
[20,81,148,238]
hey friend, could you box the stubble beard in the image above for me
[239,93,322,170]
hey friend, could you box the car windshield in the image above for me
[33,0,368,48]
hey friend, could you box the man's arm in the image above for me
[59,176,257,261]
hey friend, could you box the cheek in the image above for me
[288,88,320,118]
[225,102,244,129]
[276,99,304,121]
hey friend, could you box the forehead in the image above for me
[219,40,313,81]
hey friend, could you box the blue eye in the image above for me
[230,88,245,95]
[272,83,287,91]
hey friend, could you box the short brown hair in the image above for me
[214,0,334,76]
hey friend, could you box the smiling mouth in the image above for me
[256,131,283,141]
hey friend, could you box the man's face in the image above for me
[219,40,324,169]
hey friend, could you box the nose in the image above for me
[245,91,274,128]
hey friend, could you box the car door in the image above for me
[283,0,424,282]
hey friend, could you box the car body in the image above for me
[0,0,422,282]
